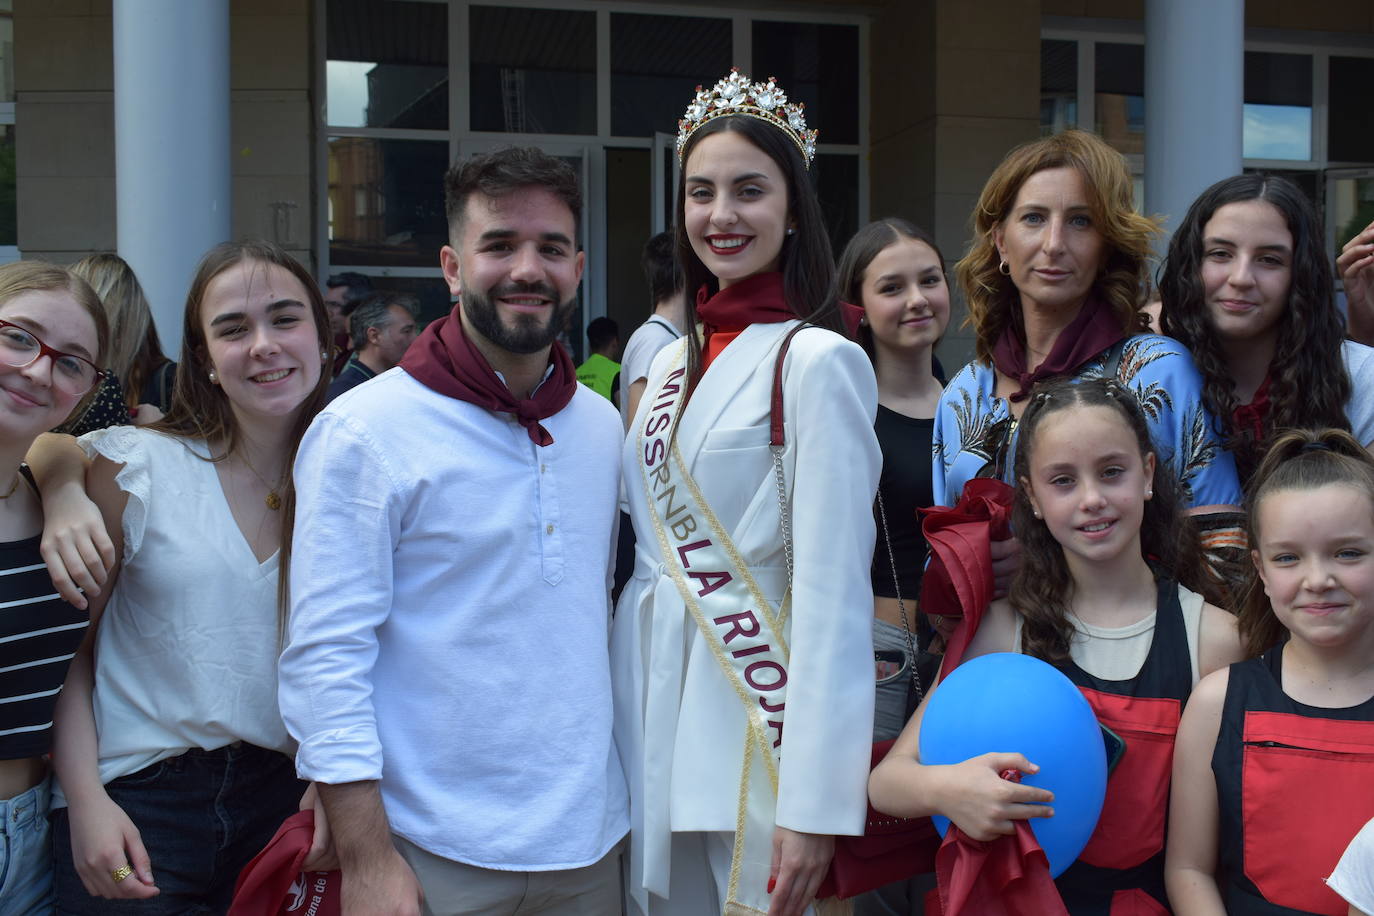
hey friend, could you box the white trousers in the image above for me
[631,832,817,916]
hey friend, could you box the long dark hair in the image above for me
[1159,174,1350,482]
[153,240,332,628]
[675,115,841,387]
[1238,428,1374,657]
[835,217,946,362]
[1010,377,1212,662]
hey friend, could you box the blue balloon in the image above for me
[919,652,1107,878]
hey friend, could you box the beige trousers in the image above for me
[393,834,625,916]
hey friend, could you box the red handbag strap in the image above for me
[770,324,809,447]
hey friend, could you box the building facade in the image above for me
[14,0,1374,363]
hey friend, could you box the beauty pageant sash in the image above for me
[637,342,791,916]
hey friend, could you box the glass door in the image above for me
[651,131,679,234]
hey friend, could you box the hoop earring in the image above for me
[998,260,1010,276]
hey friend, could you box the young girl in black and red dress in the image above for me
[1167,428,1374,916]
[870,376,1242,915]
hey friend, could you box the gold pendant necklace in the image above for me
[238,453,283,511]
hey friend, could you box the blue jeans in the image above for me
[52,744,303,915]
[0,774,54,916]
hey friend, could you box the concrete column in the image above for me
[868,0,1041,369]
[1144,0,1244,243]
[113,0,231,350]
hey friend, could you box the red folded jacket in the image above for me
[229,810,341,916]
[919,477,1016,679]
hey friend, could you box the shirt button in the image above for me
[546,524,554,535]
[541,464,547,474]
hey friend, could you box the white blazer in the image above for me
[611,320,880,902]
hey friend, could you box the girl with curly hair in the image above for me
[1159,173,1374,486]
[872,377,1242,914]
[934,130,1242,596]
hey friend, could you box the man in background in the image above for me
[323,271,373,375]
[575,316,621,404]
[617,231,683,429]
[326,291,421,402]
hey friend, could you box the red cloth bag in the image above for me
[918,483,1069,914]
[926,820,1069,916]
[919,477,1016,678]
[229,810,341,916]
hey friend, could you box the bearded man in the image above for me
[280,147,628,916]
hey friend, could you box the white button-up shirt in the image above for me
[279,367,629,870]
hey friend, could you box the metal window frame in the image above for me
[1041,20,1374,265]
[314,0,869,308]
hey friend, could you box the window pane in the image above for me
[1330,57,1374,163]
[1243,52,1311,160]
[611,13,731,138]
[0,125,14,246]
[753,22,859,146]
[1330,176,1374,266]
[327,138,448,268]
[1041,39,1077,136]
[326,0,448,130]
[469,6,596,135]
[814,153,859,256]
[1094,43,1143,155]
[0,0,13,105]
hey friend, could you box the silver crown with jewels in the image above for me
[676,68,819,168]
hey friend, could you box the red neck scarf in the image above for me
[697,272,794,369]
[1231,372,1272,444]
[399,304,577,447]
[990,296,1127,402]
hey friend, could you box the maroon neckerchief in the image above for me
[398,303,577,447]
[697,272,794,369]
[991,296,1127,402]
[1231,372,1272,444]
[840,301,866,339]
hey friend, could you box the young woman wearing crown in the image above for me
[610,70,880,916]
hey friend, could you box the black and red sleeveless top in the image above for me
[1052,576,1191,916]
[1212,645,1374,915]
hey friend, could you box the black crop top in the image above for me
[0,472,88,759]
[872,405,934,600]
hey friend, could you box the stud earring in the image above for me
[321,350,330,363]
[1032,508,1042,519]
[786,227,795,236]
[207,369,218,384]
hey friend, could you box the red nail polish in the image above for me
[767,877,776,894]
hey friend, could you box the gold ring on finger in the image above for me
[111,864,134,883]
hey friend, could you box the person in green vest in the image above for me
[576,316,622,404]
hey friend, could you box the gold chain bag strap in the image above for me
[766,326,939,901]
